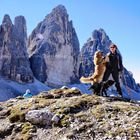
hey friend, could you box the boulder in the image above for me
[25,108,54,126]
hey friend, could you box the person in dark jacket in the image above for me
[103,44,123,97]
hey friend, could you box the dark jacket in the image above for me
[107,51,123,72]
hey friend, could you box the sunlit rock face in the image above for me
[28,5,80,87]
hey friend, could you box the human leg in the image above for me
[112,71,122,96]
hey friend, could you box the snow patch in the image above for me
[0,77,51,102]
[68,83,140,101]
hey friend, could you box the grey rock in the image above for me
[61,86,69,89]
[0,123,14,139]
[28,5,80,87]
[25,108,54,126]
[51,114,61,124]
[0,109,10,117]
[0,14,34,83]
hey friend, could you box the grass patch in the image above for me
[21,122,36,134]
[8,107,26,123]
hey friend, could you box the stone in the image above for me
[25,108,54,126]
[61,86,69,90]
[0,109,10,117]
[51,114,61,124]
[28,5,80,87]
[0,124,14,139]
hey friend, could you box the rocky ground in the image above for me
[0,87,140,140]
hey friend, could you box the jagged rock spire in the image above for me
[2,14,12,27]
[28,5,80,87]
[0,15,34,83]
[14,16,27,42]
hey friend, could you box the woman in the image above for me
[103,44,123,97]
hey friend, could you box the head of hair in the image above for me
[110,44,117,49]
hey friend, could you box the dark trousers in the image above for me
[103,69,122,95]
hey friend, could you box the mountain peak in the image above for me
[45,5,68,20]
[14,16,26,26]
[0,15,34,84]
[92,28,107,40]
[98,28,106,33]
[52,5,67,15]
[14,16,27,40]
[2,14,12,27]
[28,4,80,87]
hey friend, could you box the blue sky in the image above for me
[0,0,140,82]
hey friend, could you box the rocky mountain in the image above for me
[79,28,111,77]
[28,5,80,87]
[0,5,139,102]
[0,15,51,102]
[0,87,139,140]
[79,28,140,92]
[0,5,140,140]
[0,15,34,83]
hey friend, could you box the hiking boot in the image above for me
[117,90,123,97]
[118,94,123,98]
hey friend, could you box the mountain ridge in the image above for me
[0,5,139,101]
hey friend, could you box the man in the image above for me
[103,44,123,97]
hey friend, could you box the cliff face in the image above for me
[0,15,34,83]
[28,5,80,87]
[122,68,140,92]
[80,29,140,92]
[79,28,111,77]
